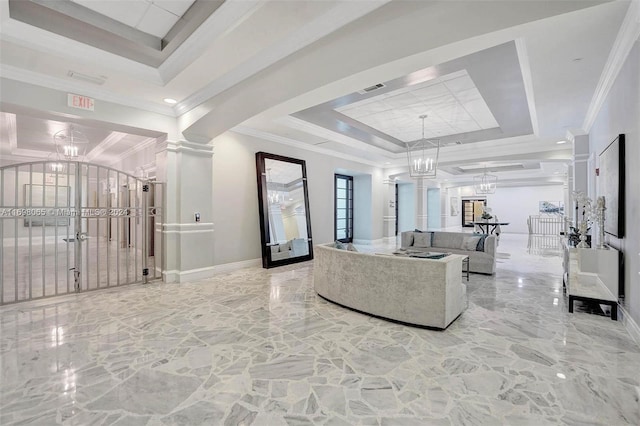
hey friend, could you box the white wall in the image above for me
[211,131,385,265]
[485,185,564,234]
[443,187,462,231]
[589,40,640,329]
[353,174,373,242]
[397,182,415,232]
[427,188,441,229]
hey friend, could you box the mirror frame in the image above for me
[256,152,313,268]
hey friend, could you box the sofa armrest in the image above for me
[484,235,497,255]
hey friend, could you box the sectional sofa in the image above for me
[314,243,467,329]
[401,231,497,274]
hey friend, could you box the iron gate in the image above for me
[0,161,163,305]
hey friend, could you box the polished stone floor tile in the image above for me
[0,234,638,425]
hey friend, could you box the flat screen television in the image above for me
[598,134,625,238]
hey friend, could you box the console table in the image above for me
[471,221,509,234]
[563,243,621,320]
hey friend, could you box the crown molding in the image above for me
[0,65,176,117]
[108,137,157,166]
[85,131,128,162]
[232,125,380,168]
[0,12,162,84]
[165,140,214,157]
[582,0,640,132]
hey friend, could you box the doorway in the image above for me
[462,198,486,227]
[0,161,164,305]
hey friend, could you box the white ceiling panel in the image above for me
[337,70,499,141]
[137,4,181,38]
[152,0,195,16]
[72,0,151,28]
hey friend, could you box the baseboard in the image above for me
[162,258,262,283]
[212,258,261,274]
[619,305,640,348]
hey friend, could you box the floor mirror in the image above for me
[256,152,313,268]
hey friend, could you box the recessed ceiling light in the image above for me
[556,140,567,144]
[163,98,178,104]
[384,162,391,165]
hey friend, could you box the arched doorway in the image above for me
[0,161,163,304]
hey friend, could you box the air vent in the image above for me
[357,83,385,94]
[67,71,107,85]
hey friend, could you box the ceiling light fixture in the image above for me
[556,140,567,144]
[53,126,89,161]
[406,115,440,179]
[163,98,178,104]
[473,165,497,194]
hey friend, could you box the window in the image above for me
[335,174,353,242]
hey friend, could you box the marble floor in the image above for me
[1,234,639,425]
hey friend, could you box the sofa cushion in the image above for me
[346,243,358,252]
[413,232,432,248]
[461,236,481,251]
[401,232,414,248]
[334,240,346,250]
[474,234,489,251]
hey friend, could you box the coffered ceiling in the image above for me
[0,0,635,187]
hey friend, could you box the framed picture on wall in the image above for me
[450,196,459,216]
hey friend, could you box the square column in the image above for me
[383,179,396,238]
[156,140,215,282]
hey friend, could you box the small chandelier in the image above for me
[47,152,66,174]
[53,125,89,160]
[474,166,497,194]
[406,115,440,178]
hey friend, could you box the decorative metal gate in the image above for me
[0,161,163,305]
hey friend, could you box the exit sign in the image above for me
[67,94,94,111]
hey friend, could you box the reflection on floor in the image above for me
[1,237,156,304]
[1,234,638,425]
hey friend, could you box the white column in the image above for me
[383,179,396,238]
[569,131,589,223]
[415,178,428,230]
[294,207,308,240]
[269,203,287,243]
[156,139,215,283]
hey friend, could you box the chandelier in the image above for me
[406,115,440,178]
[53,126,89,160]
[473,166,497,194]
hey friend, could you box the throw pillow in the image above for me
[334,240,346,250]
[475,234,488,251]
[413,232,431,248]
[414,228,424,233]
[461,236,481,251]
[346,243,358,252]
[401,232,414,248]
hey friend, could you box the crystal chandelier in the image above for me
[473,166,497,194]
[406,115,440,178]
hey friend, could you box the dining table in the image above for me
[471,221,510,235]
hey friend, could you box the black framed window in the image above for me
[335,174,353,242]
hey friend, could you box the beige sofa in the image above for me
[314,244,467,329]
[401,231,497,274]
